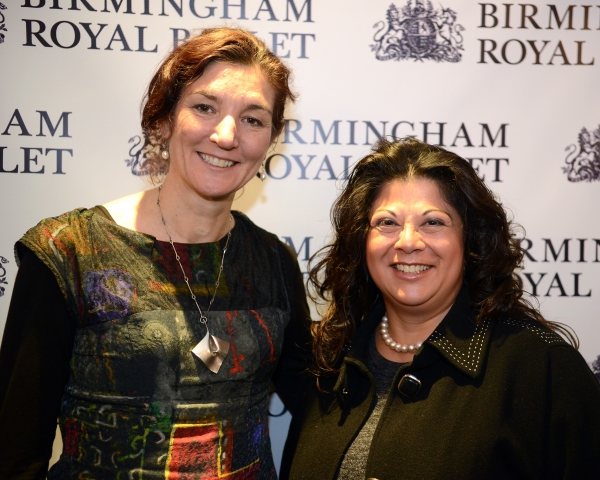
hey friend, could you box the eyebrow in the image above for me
[192,90,273,115]
[379,209,397,216]
[372,208,453,219]
[422,208,452,217]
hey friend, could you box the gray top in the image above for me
[336,333,405,480]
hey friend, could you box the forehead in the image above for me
[182,61,275,107]
[371,178,454,212]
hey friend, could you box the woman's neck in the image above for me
[103,178,235,244]
[375,300,454,363]
[153,177,234,243]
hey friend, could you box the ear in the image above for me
[159,118,172,141]
[268,137,277,150]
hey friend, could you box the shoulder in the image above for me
[479,317,599,401]
[492,316,568,348]
[17,208,95,261]
[231,211,301,281]
[232,210,290,255]
[488,315,592,378]
[14,208,98,302]
[102,189,152,232]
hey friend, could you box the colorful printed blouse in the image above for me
[13,208,310,479]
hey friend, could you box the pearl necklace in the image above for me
[380,314,423,353]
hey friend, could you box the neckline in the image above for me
[89,205,238,246]
[368,330,407,367]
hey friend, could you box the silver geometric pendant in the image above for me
[191,332,230,374]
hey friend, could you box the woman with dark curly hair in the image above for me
[283,137,600,480]
[0,27,311,479]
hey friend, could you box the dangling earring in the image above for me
[161,143,170,160]
[257,162,266,181]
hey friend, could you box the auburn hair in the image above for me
[140,27,296,180]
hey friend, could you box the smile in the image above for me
[393,264,431,273]
[199,153,235,168]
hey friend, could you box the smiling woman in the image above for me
[283,137,600,480]
[0,28,312,479]
[161,61,275,203]
[366,178,464,362]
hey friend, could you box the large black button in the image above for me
[397,374,421,398]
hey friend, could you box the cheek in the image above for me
[365,234,386,276]
[249,135,273,161]
[178,118,205,139]
[445,239,464,279]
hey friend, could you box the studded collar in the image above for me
[344,286,492,380]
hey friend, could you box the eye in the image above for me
[194,103,213,113]
[420,217,449,232]
[424,218,445,227]
[372,218,401,234]
[377,219,395,227]
[243,117,264,127]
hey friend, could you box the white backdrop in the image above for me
[1,0,599,474]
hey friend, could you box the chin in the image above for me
[390,290,441,309]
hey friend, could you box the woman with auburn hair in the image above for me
[283,137,600,480]
[0,27,311,479]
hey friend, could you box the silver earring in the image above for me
[161,144,169,160]
[257,162,266,181]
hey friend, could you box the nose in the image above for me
[394,223,424,253]
[210,115,239,150]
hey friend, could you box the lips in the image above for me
[199,153,235,168]
[393,264,431,274]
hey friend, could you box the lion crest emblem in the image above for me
[0,3,8,44]
[0,256,9,298]
[371,1,465,62]
[563,125,600,182]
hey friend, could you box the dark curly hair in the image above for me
[140,27,296,180]
[309,137,577,373]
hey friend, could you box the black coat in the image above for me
[284,289,600,480]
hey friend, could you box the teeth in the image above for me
[393,264,431,273]
[200,153,234,168]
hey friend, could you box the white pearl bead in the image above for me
[379,314,424,356]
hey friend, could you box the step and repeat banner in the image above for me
[1,0,599,473]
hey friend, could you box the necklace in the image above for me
[380,314,423,354]
[157,186,232,374]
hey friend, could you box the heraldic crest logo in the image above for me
[592,355,600,383]
[0,3,8,44]
[124,135,150,176]
[563,125,600,182]
[371,1,465,62]
[125,135,170,177]
[0,256,9,298]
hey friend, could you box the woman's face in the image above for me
[163,61,275,200]
[366,178,464,320]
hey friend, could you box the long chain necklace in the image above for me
[380,314,423,354]
[157,186,232,373]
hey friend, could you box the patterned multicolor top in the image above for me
[7,207,311,479]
